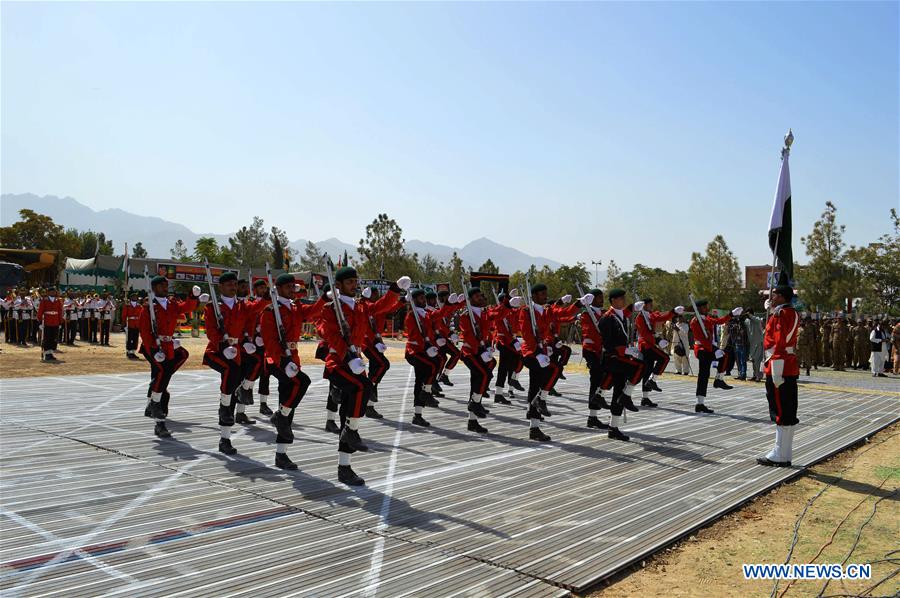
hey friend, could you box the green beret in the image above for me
[695,298,709,307]
[151,275,168,286]
[608,288,625,299]
[252,279,267,288]
[437,289,450,297]
[773,285,794,300]
[425,291,437,299]
[275,273,295,286]
[321,283,330,294]
[642,296,653,303]
[467,287,482,298]
[411,288,425,298]
[589,288,603,296]
[219,272,237,284]
[335,266,357,282]
[530,283,547,294]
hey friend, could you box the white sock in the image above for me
[716,372,724,381]
[642,390,649,399]
[338,452,351,466]
[236,403,246,414]
[220,425,231,439]
[530,418,540,429]
[259,394,269,404]
[241,379,253,390]
[624,382,635,397]
[696,395,705,405]
[326,409,337,421]
[347,417,360,431]
[151,392,162,403]
[610,414,622,428]
[468,412,477,421]
[280,405,291,417]
[415,406,423,415]
[589,409,599,417]
[471,393,482,403]
[276,443,287,454]
[220,393,231,406]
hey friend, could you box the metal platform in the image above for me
[1,366,897,597]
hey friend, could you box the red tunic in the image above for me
[581,307,604,355]
[518,304,555,358]
[690,312,731,355]
[259,298,324,367]
[204,299,249,355]
[122,302,142,329]
[635,309,674,350]
[405,307,436,356]
[37,298,63,327]
[458,307,492,357]
[763,305,800,377]
[139,297,199,359]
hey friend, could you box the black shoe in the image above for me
[756,457,790,468]
[424,395,441,408]
[218,404,235,427]
[150,400,166,420]
[235,412,254,425]
[365,405,384,419]
[218,438,237,455]
[596,395,610,410]
[325,419,341,434]
[239,386,254,405]
[641,397,658,408]
[144,401,153,418]
[154,422,171,438]
[648,380,662,392]
[440,374,453,386]
[621,395,639,412]
[340,428,368,452]
[529,427,551,442]
[271,411,294,442]
[608,427,629,442]
[558,372,567,380]
[259,403,274,416]
[695,403,714,414]
[433,389,446,399]
[587,416,609,430]
[275,452,298,470]
[467,419,488,434]
[736,375,747,380]
[468,401,488,418]
[510,379,525,391]
[713,378,733,390]
[537,399,552,417]
[493,393,512,405]
[548,388,562,397]
[338,465,365,486]
[877,373,887,378]
[45,354,57,361]
[412,414,431,427]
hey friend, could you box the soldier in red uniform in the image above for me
[546,294,578,396]
[360,285,404,419]
[690,299,743,414]
[457,286,497,434]
[122,293,143,359]
[597,288,643,441]
[489,289,524,404]
[320,267,407,485]
[140,276,205,438]
[243,279,274,417]
[428,290,462,396]
[259,273,323,471]
[757,285,800,467]
[405,289,448,426]
[634,298,684,407]
[37,287,63,362]
[580,289,609,429]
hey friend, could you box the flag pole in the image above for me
[767,129,793,315]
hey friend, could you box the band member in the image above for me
[140,276,205,438]
[428,290,462,395]
[78,294,89,342]
[15,290,33,347]
[123,294,142,358]
[360,285,404,419]
[37,287,63,362]
[202,272,255,455]
[88,293,100,344]
[259,273,322,471]
[405,289,450,427]
[597,289,643,441]
[97,291,114,346]
[490,290,524,404]
[690,299,743,413]
[63,291,79,345]
[634,298,684,407]
[581,289,609,429]
[458,286,498,433]
[757,285,799,467]
[320,267,407,485]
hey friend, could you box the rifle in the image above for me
[523,274,542,351]
[460,276,481,345]
[688,293,709,340]
[489,283,500,306]
[265,262,290,356]
[575,282,601,333]
[407,288,430,346]
[143,265,165,361]
[203,258,225,338]
[325,259,359,358]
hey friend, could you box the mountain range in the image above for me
[1,193,563,273]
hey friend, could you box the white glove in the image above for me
[426,346,439,358]
[561,294,572,304]
[325,290,333,300]
[555,340,563,349]
[154,351,166,362]
[396,276,411,290]
[285,361,299,378]
[436,337,447,347]
[38,324,44,331]
[198,293,210,303]
[658,339,669,349]
[242,342,256,354]
[192,285,202,297]
[294,284,302,293]
[731,307,743,316]
[223,345,238,360]
[349,357,366,375]
[715,349,725,359]
[771,358,785,387]
[448,293,459,304]
[509,296,523,308]
[172,338,181,349]
[579,294,594,306]
[513,340,522,351]
[764,299,772,310]
[625,347,641,359]
[362,287,372,299]
[509,288,520,298]
[255,335,264,347]
[450,333,459,343]
[634,301,645,312]
[350,344,358,354]
[480,350,492,363]
[375,342,387,353]
[674,306,685,315]
[536,353,551,368]
[546,346,554,357]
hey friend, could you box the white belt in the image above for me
[45,311,58,315]
[159,335,173,342]
[225,338,238,346]
[287,342,298,350]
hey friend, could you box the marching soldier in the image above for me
[360,285,404,419]
[245,278,275,417]
[634,297,684,407]
[490,289,524,404]
[546,296,577,396]
[428,290,462,395]
[596,288,642,441]
[581,289,609,429]
[405,288,455,426]
[757,285,800,467]
[123,293,142,358]
[690,300,743,413]
[140,276,206,438]
[37,287,63,362]
[458,286,497,434]
[831,317,848,371]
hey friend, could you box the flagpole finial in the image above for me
[782,128,794,157]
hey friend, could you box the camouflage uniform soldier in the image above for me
[854,319,870,370]
[811,318,821,367]
[821,319,833,367]
[796,316,816,376]
[847,321,857,368]
[831,318,848,371]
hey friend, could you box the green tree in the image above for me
[477,259,499,274]
[131,242,148,258]
[845,208,900,315]
[270,226,294,270]
[78,231,113,258]
[170,239,190,262]
[418,254,446,282]
[550,263,592,298]
[688,235,741,307]
[447,252,467,291]
[796,201,855,311]
[0,209,64,250]
[229,216,271,267]
[298,241,327,272]
[356,213,418,280]
[604,260,624,290]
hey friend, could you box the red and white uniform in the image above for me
[763,305,800,378]
[139,296,199,359]
[37,297,63,327]
[122,302,142,329]
[260,298,323,367]
[204,297,249,359]
[320,291,400,372]
[635,309,674,351]
[458,306,493,357]
[690,312,732,355]
[405,306,437,356]
[581,306,604,355]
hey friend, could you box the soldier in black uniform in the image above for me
[597,289,644,441]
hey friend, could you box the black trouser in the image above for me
[584,350,605,406]
[126,327,140,352]
[553,344,572,367]
[496,343,520,389]
[79,318,88,341]
[42,325,59,355]
[439,341,461,372]
[461,353,496,397]
[203,349,243,396]
[523,354,561,402]
[599,352,644,416]
[365,346,391,387]
[406,352,440,403]
[100,319,111,345]
[7,318,17,343]
[66,320,78,344]
[270,358,312,444]
[142,346,190,397]
[90,318,99,343]
[641,345,670,388]
[258,358,271,396]
[17,320,29,345]
[765,375,799,426]
[240,349,262,383]
[329,365,374,422]
[696,349,728,397]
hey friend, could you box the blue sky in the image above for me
[2,1,897,271]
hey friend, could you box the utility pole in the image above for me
[591,260,602,287]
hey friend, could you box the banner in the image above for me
[156,263,239,284]
[469,272,509,293]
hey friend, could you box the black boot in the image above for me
[537,399,552,417]
[424,394,441,408]
[608,427,629,442]
[439,374,453,386]
[259,403,274,416]
[239,386,254,405]
[529,427,551,442]
[621,394,639,412]
[713,378,733,390]
[161,391,170,418]
[270,411,294,442]
[150,400,166,420]
[493,392,512,405]
[756,457,790,468]
[510,379,525,392]
[412,414,430,427]
[547,388,562,397]
[275,452,298,470]
[648,379,662,392]
[695,403,714,414]
[468,400,488,419]
[325,419,341,434]
[587,416,609,430]
[365,404,384,419]
[338,465,365,486]
[558,372,567,380]
[144,400,153,418]
[235,412,254,425]
[154,421,171,438]
[218,404,235,427]
[467,419,488,434]
[340,428,368,452]
[641,397,658,408]
[218,438,237,455]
